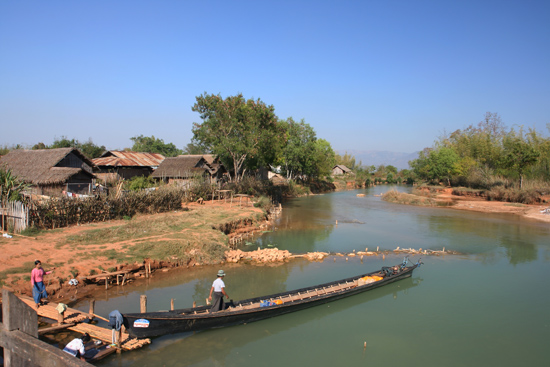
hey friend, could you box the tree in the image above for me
[335,152,359,169]
[183,142,209,155]
[501,131,540,188]
[0,167,29,202]
[78,139,106,159]
[130,135,182,157]
[50,136,77,149]
[192,93,280,182]
[32,142,47,150]
[386,165,398,175]
[411,147,459,185]
[311,139,336,178]
[277,118,317,179]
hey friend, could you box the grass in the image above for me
[58,206,264,265]
[0,261,36,286]
[382,190,439,206]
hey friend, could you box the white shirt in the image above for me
[212,278,225,292]
[63,338,85,357]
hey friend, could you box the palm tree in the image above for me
[0,167,29,202]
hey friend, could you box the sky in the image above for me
[1,0,549,154]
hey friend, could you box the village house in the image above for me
[332,165,353,176]
[151,155,226,186]
[0,148,96,196]
[92,151,165,184]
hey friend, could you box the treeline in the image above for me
[191,93,336,182]
[0,135,187,159]
[409,112,550,199]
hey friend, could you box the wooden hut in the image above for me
[92,151,165,184]
[152,155,226,186]
[0,148,95,196]
[332,165,353,176]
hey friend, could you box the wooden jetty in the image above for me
[18,295,151,353]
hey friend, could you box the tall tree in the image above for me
[312,139,337,178]
[277,118,317,179]
[192,93,279,181]
[501,131,540,188]
[130,135,182,157]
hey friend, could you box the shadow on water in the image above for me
[98,276,423,367]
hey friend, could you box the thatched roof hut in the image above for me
[0,148,95,195]
[152,156,208,180]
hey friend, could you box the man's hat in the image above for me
[217,270,225,277]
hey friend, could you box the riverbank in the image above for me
[432,188,550,223]
[2,189,548,307]
[0,201,268,303]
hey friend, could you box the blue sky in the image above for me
[1,0,549,154]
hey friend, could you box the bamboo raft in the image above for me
[18,295,151,351]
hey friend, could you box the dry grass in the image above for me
[382,190,440,206]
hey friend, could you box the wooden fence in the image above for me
[0,201,28,233]
[0,289,91,366]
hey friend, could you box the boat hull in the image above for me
[124,264,417,338]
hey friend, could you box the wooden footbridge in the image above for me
[17,295,150,352]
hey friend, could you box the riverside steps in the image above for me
[17,295,151,353]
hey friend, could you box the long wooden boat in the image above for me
[123,257,422,338]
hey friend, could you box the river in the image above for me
[75,185,550,367]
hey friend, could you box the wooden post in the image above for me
[140,295,147,313]
[145,264,149,278]
[57,310,65,326]
[105,276,109,290]
[89,299,95,320]
[116,327,122,353]
[170,298,174,311]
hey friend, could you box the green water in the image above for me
[79,186,550,367]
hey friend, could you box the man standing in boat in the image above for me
[209,270,229,312]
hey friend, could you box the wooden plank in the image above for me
[67,323,151,351]
[18,296,89,324]
[38,323,76,335]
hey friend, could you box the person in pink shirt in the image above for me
[31,260,54,308]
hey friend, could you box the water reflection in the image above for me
[254,188,550,265]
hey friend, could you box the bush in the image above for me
[124,176,158,191]
[253,195,272,211]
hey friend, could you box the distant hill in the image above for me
[337,150,419,171]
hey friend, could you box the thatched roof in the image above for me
[93,151,165,168]
[333,165,352,173]
[151,156,207,179]
[178,154,226,175]
[0,148,95,185]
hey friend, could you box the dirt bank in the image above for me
[0,200,268,303]
[434,188,550,222]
